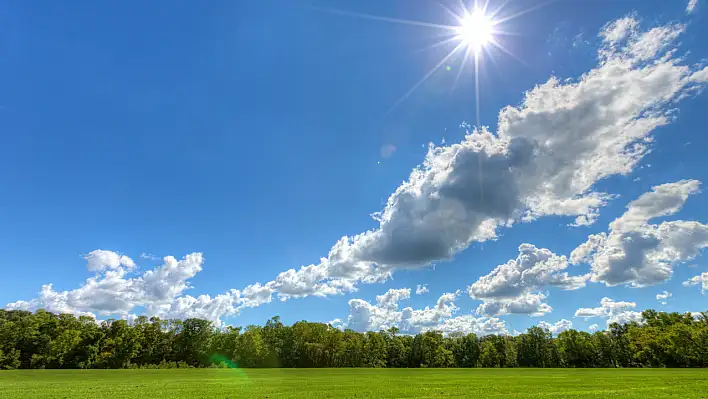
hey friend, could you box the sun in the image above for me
[456,10,494,52]
[316,0,540,117]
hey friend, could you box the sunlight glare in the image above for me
[316,0,542,115]
[456,10,494,52]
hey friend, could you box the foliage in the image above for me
[1,309,707,369]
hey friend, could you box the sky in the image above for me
[2,0,708,336]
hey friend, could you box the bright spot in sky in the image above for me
[320,0,542,118]
[456,11,494,52]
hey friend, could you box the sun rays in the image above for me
[315,0,542,124]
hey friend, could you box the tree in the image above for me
[557,330,596,368]
[479,340,500,368]
[2,308,708,369]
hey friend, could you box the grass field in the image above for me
[1,368,707,398]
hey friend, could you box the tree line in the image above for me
[1,308,707,369]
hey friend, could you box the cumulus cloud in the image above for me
[376,288,411,309]
[469,244,587,315]
[687,0,698,14]
[336,288,507,336]
[574,297,643,327]
[85,250,135,272]
[588,324,599,332]
[656,291,672,305]
[538,319,573,334]
[5,252,238,327]
[608,310,644,325]
[475,292,553,317]
[415,284,429,295]
[470,244,587,299]
[571,180,708,287]
[7,15,708,326]
[434,315,509,336]
[683,272,708,293]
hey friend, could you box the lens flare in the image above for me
[209,354,250,380]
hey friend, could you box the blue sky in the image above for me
[2,0,708,335]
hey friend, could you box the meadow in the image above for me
[1,368,707,399]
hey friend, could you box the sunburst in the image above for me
[316,0,549,124]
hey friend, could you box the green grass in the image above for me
[1,368,707,398]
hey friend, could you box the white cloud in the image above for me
[599,16,638,44]
[656,290,672,305]
[162,291,240,325]
[538,319,573,334]
[85,250,135,272]
[335,288,505,335]
[376,288,411,309]
[328,318,344,330]
[608,310,643,325]
[469,244,587,315]
[691,67,708,83]
[475,292,553,317]
[574,297,643,327]
[415,284,429,295]
[571,180,708,287]
[434,315,508,336]
[470,244,588,299]
[6,252,239,327]
[140,253,160,260]
[588,324,599,332]
[687,0,698,14]
[683,272,708,293]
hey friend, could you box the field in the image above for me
[1,368,707,398]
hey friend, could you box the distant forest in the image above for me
[1,309,707,369]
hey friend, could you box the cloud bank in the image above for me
[331,288,508,336]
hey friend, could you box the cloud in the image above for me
[538,319,573,334]
[588,324,599,332]
[656,291,672,305]
[7,15,708,327]
[691,67,708,83]
[335,288,507,336]
[571,180,708,287]
[468,244,587,315]
[475,292,553,317]
[608,310,644,325]
[683,272,708,293]
[468,243,589,317]
[340,288,446,333]
[85,250,135,272]
[140,253,161,261]
[574,297,643,327]
[6,252,239,327]
[434,315,508,336]
[415,284,429,295]
[376,288,411,309]
[687,0,698,14]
